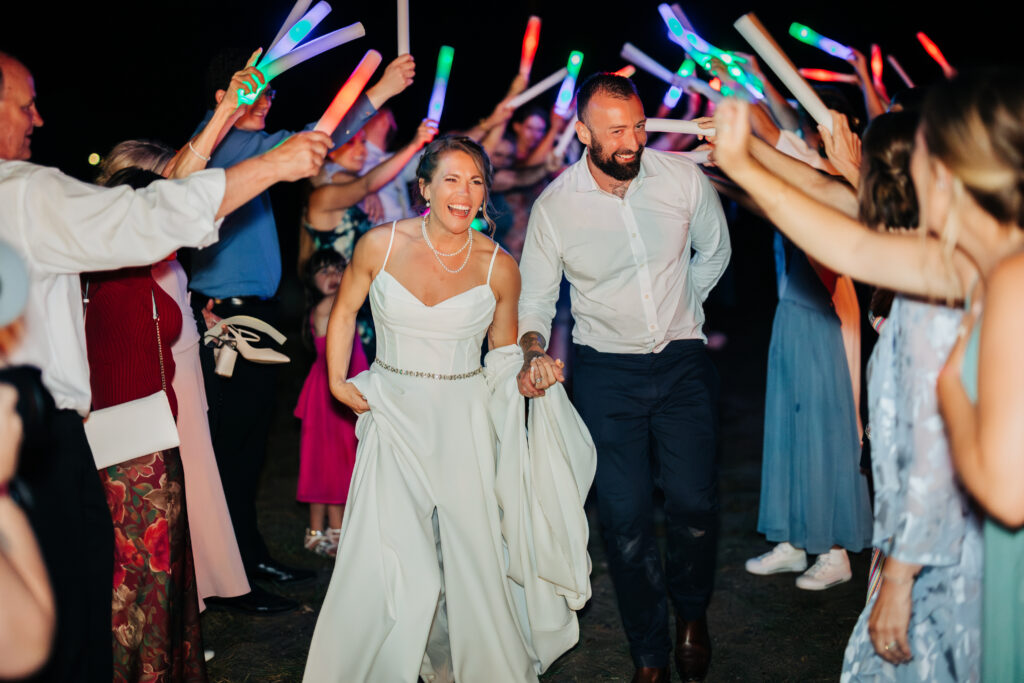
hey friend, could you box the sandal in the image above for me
[304,528,338,558]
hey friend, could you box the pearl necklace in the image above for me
[421,215,473,274]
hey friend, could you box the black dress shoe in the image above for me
[204,585,298,614]
[250,560,316,585]
[675,617,711,682]
[630,666,671,683]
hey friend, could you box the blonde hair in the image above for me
[95,139,174,186]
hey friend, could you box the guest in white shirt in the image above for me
[0,50,329,682]
[517,73,730,683]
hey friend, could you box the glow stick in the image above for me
[669,3,697,34]
[663,58,697,109]
[426,45,455,124]
[679,149,710,164]
[266,0,313,57]
[259,1,332,66]
[397,0,409,55]
[645,118,715,136]
[735,13,834,133]
[684,77,722,102]
[554,51,584,117]
[261,23,366,81]
[520,16,541,77]
[613,65,637,78]
[886,55,915,88]
[621,42,678,85]
[916,32,955,78]
[314,50,383,134]
[788,22,853,60]
[870,44,888,97]
[798,68,860,84]
[553,114,577,159]
[505,67,567,109]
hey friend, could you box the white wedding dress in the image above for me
[304,223,595,683]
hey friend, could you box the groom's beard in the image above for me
[588,139,643,181]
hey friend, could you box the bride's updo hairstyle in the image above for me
[921,68,1024,229]
[416,135,497,234]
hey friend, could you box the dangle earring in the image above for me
[426,199,431,207]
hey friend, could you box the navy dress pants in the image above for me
[573,339,719,669]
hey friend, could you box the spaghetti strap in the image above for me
[486,244,500,286]
[381,220,397,271]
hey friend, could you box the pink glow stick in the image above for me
[314,50,383,135]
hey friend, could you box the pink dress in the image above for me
[295,324,369,504]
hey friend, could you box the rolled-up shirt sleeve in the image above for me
[517,202,563,347]
[7,163,224,274]
[687,170,730,303]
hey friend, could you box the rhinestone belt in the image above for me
[374,358,483,380]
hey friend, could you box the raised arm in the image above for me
[747,133,858,217]
[846,48,887,122]
[712,98,966,300]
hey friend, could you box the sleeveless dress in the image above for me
[303,224,538,682]
[294,320,369,504]
[758,234,873,553]
[961,318,1024,682]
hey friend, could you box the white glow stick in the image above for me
[886,55,915,89]
[261,23,366,81]
[397,0,410,55]
[679,149,710,164]
[505,67,567,109]
[260,1,332,66]
[733,13,833,133]
[266,0,313,56]
[554,114,578,159]
[646,118,715,136]
[683,77,722,102]
[620,43,678,84]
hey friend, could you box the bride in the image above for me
[303,136,595,683]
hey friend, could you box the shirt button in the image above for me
[649,324,656,330]
[632,232,638,237]
[644,294,650,299]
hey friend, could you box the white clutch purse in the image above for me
[84,391,180,469]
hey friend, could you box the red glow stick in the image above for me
[709,77,722,92]
[614,65,637,78]
[798,68,859,84]
[520,16,541,78]
[870,44,889,99]
[314,50,383,134]
[916,32,955,79]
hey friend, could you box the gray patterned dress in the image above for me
[841,296,982,682]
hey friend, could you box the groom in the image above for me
[517,73,730,683]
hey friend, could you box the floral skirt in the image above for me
[99,448,206,682]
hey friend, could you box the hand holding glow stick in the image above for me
[315,50,383,135]
[266,0,313,56]
[799,68,860,84]
[734,13,834,133]
[260,1,332,66]
[645,118,715,136]
[886,55,915,88]
[520,16,542,78]
[788,22,853,60]
[426,46,455,125]
[554,51,584,118]
[916,32,955,78]
[505,68,567,109]
[397,0,410,55]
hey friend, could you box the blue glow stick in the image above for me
[426,46,455,124]
[554,51,584,118]
[662,58,696,108]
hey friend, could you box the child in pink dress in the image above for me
[295,249,369,557]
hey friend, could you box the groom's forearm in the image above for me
[519,331,547,359]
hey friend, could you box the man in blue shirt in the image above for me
[190,52,416,614]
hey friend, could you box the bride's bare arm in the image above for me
[487,244,521,351]
[326,227,389,412]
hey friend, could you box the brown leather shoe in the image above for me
[630,665,671,683]
[675,617,711,681]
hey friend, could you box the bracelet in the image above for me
[881,572,915,585]
[187,140,211,162]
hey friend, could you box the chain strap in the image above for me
[151,290,167,393]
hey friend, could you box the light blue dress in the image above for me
[841,297,981,682]
[960,315,1024,682]
[758,234,873,554]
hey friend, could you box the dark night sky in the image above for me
[3,1,1020,179]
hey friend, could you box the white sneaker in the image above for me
[745,542,808,575]
[204,649,215,662]
[795,549,852,590]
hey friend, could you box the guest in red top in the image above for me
[84,167,205,683]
